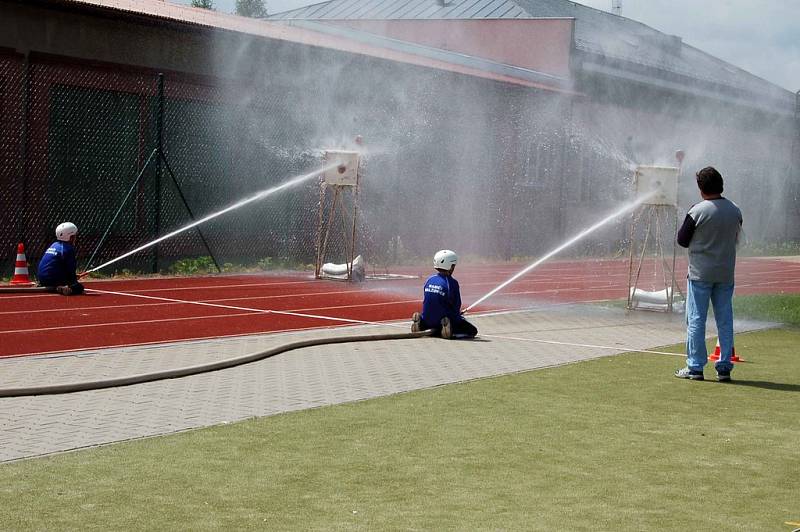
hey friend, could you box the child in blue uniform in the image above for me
[37,222,84,295]
[411,249,477,339]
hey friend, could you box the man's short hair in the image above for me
[696,166,724,195]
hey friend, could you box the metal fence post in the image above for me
[18,52,31,247]
[791,90,800,241]
[153,72,164,273]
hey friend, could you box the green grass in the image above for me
[2,327,799,530]
[738,241,800,257]
[734,294,800,327]
[165,256,314,276]
[599,292,800,329]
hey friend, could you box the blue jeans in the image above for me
[685,280,735,373]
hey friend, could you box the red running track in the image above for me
[2,257,799,358]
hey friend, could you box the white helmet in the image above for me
[56,222,78,242]
[433,249,458,270]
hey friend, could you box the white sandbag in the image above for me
[629,287,678,310]
[321,254,364,280]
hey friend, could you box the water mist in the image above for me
[466,189,657,312]
[86,165,337,275]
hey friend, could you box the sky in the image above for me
[578,0,800,92]
[178,0,800,92]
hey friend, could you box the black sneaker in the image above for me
[717,372,731,382]
[440,317,452,339]
[411,312,422,333]
[674,367,704,380]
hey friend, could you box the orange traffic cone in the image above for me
[709,338,741,363]
[10,243,36,286]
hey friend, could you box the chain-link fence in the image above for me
[1,54,343,277]
[0,50,579,279]
[2,46,798,280]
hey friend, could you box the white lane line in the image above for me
[0,295,421,319]
[0,311,260,334]
[0,276,396,300]
[738,279,800,287]
[0,286,392,317]
[90,289,418,325]
[86,288,407,328]
[0,281,626,318]
[481,333,685,357]
[1,288,413,335]
[101,279,332,293]
[1,298,686,362]
[0,319,404,360]
[0,278,321,299]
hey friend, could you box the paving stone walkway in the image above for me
[0,305,763,462]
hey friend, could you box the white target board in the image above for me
[634,165,679,206]
[323,150,360,186]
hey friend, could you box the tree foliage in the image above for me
[190,0,214,9]
[235,0,267,18]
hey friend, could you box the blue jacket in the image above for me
[37,241,78,287]
[420,272,464,327]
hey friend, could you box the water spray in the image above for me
[465,189,658,312]
[83,165,337,276]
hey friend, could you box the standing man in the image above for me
[675,167,742,381]
[37,222,85,295]
[411,249,478,339]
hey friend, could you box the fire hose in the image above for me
[0,330,431,398]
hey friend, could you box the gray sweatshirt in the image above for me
[676,198,742,283]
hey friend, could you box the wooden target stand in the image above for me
[626,165,683,312]
[314,150,361,281]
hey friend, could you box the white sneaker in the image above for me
[674,367,704,380]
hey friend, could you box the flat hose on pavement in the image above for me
[0,286,51,293]
[0,330,432,398]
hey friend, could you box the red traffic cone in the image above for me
[10,243,36,286]
[709,338,741,363]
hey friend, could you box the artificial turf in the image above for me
[1,326,798,531]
